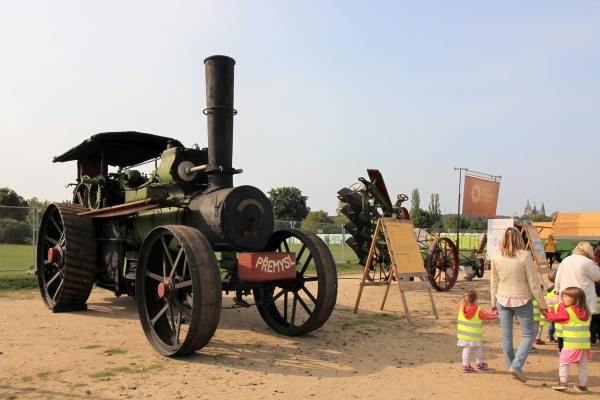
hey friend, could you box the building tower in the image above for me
[541,202,546,216]
[523,199,532,216]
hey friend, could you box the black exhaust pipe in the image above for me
[204,55,236,190]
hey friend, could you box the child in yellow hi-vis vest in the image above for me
[545,287,593,393]
[534,285,550,345]
[545,271,558,343]
[457,290,498,372]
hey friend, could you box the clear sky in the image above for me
[1,1,599,217]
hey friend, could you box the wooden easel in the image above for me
[353,218,439,323]
[521,225,550,284]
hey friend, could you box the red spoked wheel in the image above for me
[399,207,410,220]
[425,238,459,291]
[365,253,391,282]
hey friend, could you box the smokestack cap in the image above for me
[204,55,236,65]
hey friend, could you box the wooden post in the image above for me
[353,219,383,314]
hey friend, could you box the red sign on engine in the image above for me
[237,252,297,282]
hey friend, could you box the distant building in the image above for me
[522,199,546,217]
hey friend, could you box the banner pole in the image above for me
[454,167,468,249]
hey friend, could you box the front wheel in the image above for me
[136,225,222,356]
[253,229,337,336]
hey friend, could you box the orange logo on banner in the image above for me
[462,176,500,217]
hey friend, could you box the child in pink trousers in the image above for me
[457,289,498,372]
[545,286,593,393]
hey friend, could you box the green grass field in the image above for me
[0,242,363,291]
[277,242,363,275]
[0,244,38,290]
[0,270,38,291]
[328,244,363,275]
[0,244,34,271]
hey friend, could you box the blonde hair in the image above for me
[463,289,477,306]
[572,241,595,260]
[561,287,590,315]
[500,227,525,258]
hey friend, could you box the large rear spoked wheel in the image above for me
[254,229,337,336]
[426,237,459,291]
[37,203,96,312]
[136,225,222,356]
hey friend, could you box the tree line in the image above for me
[267,186,492,231]
[408,188,488,230]
[0,188,51,244]
[3,184,556,244]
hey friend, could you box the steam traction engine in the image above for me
[37,56,338,356]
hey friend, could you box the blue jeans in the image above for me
[497,299,535,373]
[548,322,555,338]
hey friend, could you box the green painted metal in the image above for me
[125,186,169,203]
[130,207,186,247]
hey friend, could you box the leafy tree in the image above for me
[268,187,310,221]
[332,214,348,225]
[467,218,487,230]
[303,210,336,233]
[0,218,31,244]
[0,188,27,207]
[521,214,552,222]
[410,208,431,229]
[442,215,470,229]
[304,210,333,224]
[26,197,51,228]
[432,219,445,229]
[335,201,346,216]
[410,189,420,214]
[0,190,51,243]
[428,193,441,225]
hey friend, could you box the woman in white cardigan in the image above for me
[554,242,600,314]
[490,227,547,383]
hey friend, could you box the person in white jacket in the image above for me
[555,242,600,314]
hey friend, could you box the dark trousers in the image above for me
[591,314,600,344]
[558,337,563,351]
[545,252,555,267]
[548,322,555,338]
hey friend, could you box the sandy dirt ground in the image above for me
[1,272,598,400]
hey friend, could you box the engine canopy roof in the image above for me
[53,131,184,167]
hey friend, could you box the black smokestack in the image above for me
[204,55,236,189]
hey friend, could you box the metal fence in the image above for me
[0,211,487,271]
[0,206,40,272]
[274,220,486,262]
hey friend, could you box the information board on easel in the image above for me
[523,225,550,282]
[353,218,439,323]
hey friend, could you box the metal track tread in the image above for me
[38,203,97,311]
